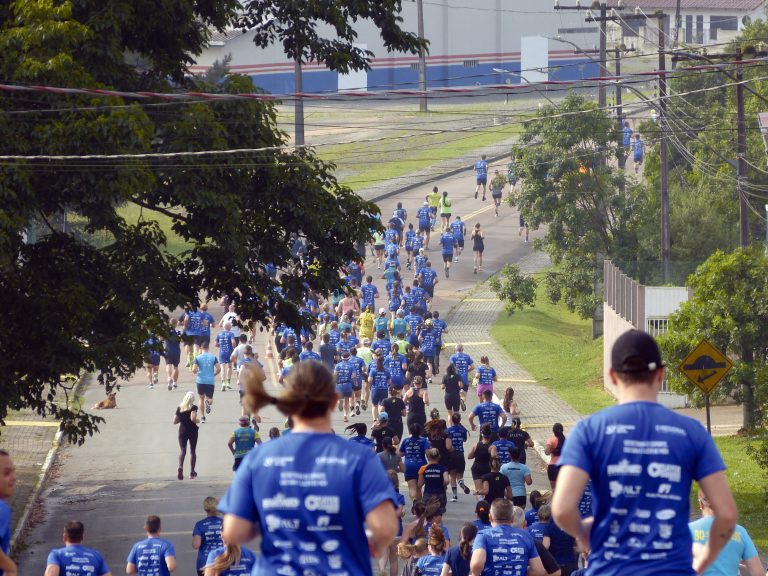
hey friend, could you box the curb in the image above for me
[11,373,89,551]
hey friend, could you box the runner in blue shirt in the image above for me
[491,427,516,466]
[450,216,465,262]
[45,521,110,576]
[215,324,236,392]
[405,309,423,347]
[419,262,439,298]
[620,120,633,168]
[298,341,321,362]
[384,344,407,390]
[334,351,357,422]
[430,311,447,373]
[197,303,215,350]
[361,276,379,310]
[228,417,260,471]
[367,356,392,419]
[439,229,456,278]
[449,344,475,411]
[219,361,398,576]
[126,515,177,576]
[470,499,543,576]
[399,423,431,503]
[411,281,429,313]
[0,450,15,576]
[417,202,432,248]
[446,413,472,499]
[469,390,505,434]
[163,318,182,391]
[192,498,223,575]
[414,249,428,277]
[689,491,763,576]
[473,154,488,201]
[632,132,645,174]
[204,544,256,575]
[193,342,220,424]
[419,319,438,376]
[404,224,417,270]
[415,524,447,575]
[183,308,202,368]
[552,331,737,576]
[143,336,161,389]
[413,231,425,256]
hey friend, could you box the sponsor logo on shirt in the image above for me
[629,523,651,534]
[265,514,300,532]
[641,553,668,560]
[628,537,644,548]
[659,523,673,539]
[605,424,635,435]
[610,507,628,516]
[298,542,317,552]
[321,540,340,553]
[308,515,343,531]
[607,459,642,476]
[609,481,642,498]
[622,440,669,455]
[655,509,676,521]
[304,495,340,513]
[315,457,347,466]
[328,555,343,569]
[647,462,682,482]
[646,484,682,502]
[654,424,687,436]
[653,541,674,550]
[634,509,651,519]
[276,566,296,576]
[263,493,300,510]
[264,456,295,467]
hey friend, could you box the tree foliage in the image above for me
[0,0,382,443]
[489,264,537,316]
[510,93,651,320]
[238,0,428,72]
[659,247,768,431]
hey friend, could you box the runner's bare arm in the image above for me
[551,464,590,543]
[693,471,738,575]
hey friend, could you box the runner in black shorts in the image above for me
[446,412,471,501]
[441,364,462,419]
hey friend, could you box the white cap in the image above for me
[378,307,386,314]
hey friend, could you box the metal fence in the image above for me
[603,259,643,327]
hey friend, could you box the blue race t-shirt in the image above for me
[492,439,515,465]
[126,537,176,576]
[440,232,455,255]
[400,436,430,472]
[361,283,379,309]
[417,206,431,228]
[689,517,758,576]
[46,544,110,576]
[194,352,218,385]
[415,553,445,575]
[557,402,726,576]
[216,331,235,358]
[193,516,223,570]
[472,525,538,575]
[449,352,474,383]
[218,432,396,576]
[444,546,470,576]
[0,500,10,576]
[450,220,465,239]
[185,310,201,336]
[334,359,355,389]
[447,425,468,453]
[204,546,256,575]
[199,312,215,336]
[472,402,503,432]
[475,160,488,178]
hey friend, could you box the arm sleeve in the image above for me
[193,520,202,536]
[554,420,593,476]
[45,550,59,567]
[472,532,487,553]
[358,450,397,516]
[217,459,259,523]
[535,541,558,573]
[126,544,136,564]
[98,555,111,576]
[164,541,176,558]
[740,527,759,560]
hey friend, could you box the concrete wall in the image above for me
[192,0,600,93]
[603,303,636,400]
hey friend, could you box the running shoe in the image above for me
[473,267,477,274]
[445,269,449,279]
[460,399,466,411]
[361,399,368,411]
[474,191,478,199]
[200,416,206,423]
[343,415,348,422]
[205,399,211,414]
[339,401,344,412]
[153,373,158,385]
[221,383,227,392]
[177,467,183,481]
[460,481,471,494]
[148,383,154,389]
[167,381,172,391]
[450,496,458,503]
[172,382,177,389]
[454,258,459,263]
[355,404,361,416]
[482,196,486,201]
[190,471,197,479]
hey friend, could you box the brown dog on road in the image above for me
[93,392,117,410]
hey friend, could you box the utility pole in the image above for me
[294,59,305,147]
[673,0,682,46]
[736,58,749,247]
[416,0,428,112]
[658,11,671,282]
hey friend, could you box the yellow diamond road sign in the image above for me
[679,339,733,395]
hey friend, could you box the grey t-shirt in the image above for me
[379,450,402,473]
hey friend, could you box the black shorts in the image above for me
[449,451,466,474]
[233,457,244,471]
[194,335,210,347]
[547,464,560,483]
[457,238,464,248]
[374,244,385,251]
[197,383,215,398]
[165,354,180,367]
[442,253,453,263]
[181,333,195,346]
[477,176,487,185]
[444,393,460,412]
[512,495,527,507]
[471,467,490,481]
[442,213,451,220]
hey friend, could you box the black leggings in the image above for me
[179,429,198,471]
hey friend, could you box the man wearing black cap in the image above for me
[551,330,737,576]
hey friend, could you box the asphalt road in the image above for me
[19,163,551,574]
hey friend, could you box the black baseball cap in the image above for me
[611,330,665,373]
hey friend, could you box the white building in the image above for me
[192,1,601,94]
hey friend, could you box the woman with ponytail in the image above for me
[398,538,428,576]
[415,525,447,575]
[544,422,566,488]
[203,543,256,575]
[345,422,375,451]
[440,522,477,576]
[219,361,398,575]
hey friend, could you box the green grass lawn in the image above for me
[117,202,189,256]
[705,436,768,550]
[490,281,615,415]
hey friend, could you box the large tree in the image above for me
[510,93,652,329]
[0,0,408,443]
[659,247,768,431]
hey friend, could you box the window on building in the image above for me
[463,60,478,68]
[410,63,419,71]
[710,15,738,40]
[695,15,704,43]
[685,15,692,43]
[557,27,598,35]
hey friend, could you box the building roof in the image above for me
[620,0,763,10]
[208,29,246,45]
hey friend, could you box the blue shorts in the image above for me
[145,354,161,367]
[391,375,404,389]
[336,384,352,398]
[219,353,231,364]
[477,176,487,185]
[459,373,469,386]
[419,223,430,232]
[371,388,388,406]
[194,335,210,347]
[405,463,424,481]
[457,238,464,248]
